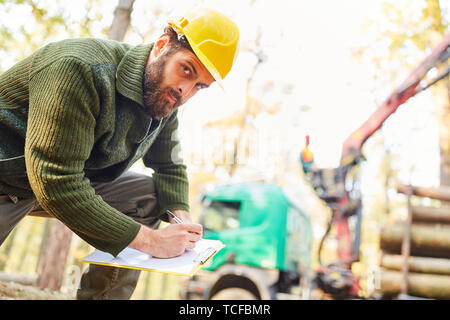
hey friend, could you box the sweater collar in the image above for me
[116,43,154,107]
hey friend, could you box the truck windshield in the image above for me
[201,201,240,231]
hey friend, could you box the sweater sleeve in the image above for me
[26,58,141,256]
[143,110,190,221]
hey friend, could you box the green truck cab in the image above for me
[183,183,313,300]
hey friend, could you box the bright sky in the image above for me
[171,0,383,160]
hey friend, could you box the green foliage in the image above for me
[382,0,448,52]
[0,0,113,72]
[353,0,449,88]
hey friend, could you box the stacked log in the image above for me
[379,269,450,299]
[379,223,450,259]
[377,183,450,299]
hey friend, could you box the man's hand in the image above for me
[129,210,203,258]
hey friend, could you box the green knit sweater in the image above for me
[0,38,189,256]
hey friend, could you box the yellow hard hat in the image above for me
[169,8,240,85]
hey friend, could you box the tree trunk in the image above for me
[411,206,450,224]
[107,0,136,41]
[0,228,17,271]
[381,254,450,275]
[379,223,450,258]
[379,269,450,299]
[397,182,450,201]
[229,28,263,177]
[0,272,37,286]
[435,63,450,186]
[36,220,72,291]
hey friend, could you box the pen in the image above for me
[166,210,183,224]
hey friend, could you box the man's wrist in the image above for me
[129,225,156,251]
[170,209,191,223]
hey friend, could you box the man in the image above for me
[0,8,239,299]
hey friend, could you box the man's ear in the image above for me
[151,34,171,59]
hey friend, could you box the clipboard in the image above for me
[80,239,225,277]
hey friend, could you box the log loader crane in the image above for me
[300,33,450,299]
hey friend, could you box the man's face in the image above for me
[143,43,215,120]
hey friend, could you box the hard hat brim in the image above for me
[183,32,225,90]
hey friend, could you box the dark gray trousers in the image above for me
[0,171,161,299]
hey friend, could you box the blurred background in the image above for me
[0,0,449,300]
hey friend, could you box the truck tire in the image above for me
[211,288,257,300]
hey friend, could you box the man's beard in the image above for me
[142,49,182,120]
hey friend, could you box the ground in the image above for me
[0,281,74,300]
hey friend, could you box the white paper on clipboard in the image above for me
[81,239,225,277]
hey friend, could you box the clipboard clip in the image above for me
[194,247,216,264]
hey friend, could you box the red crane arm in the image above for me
[340,33,450,165]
